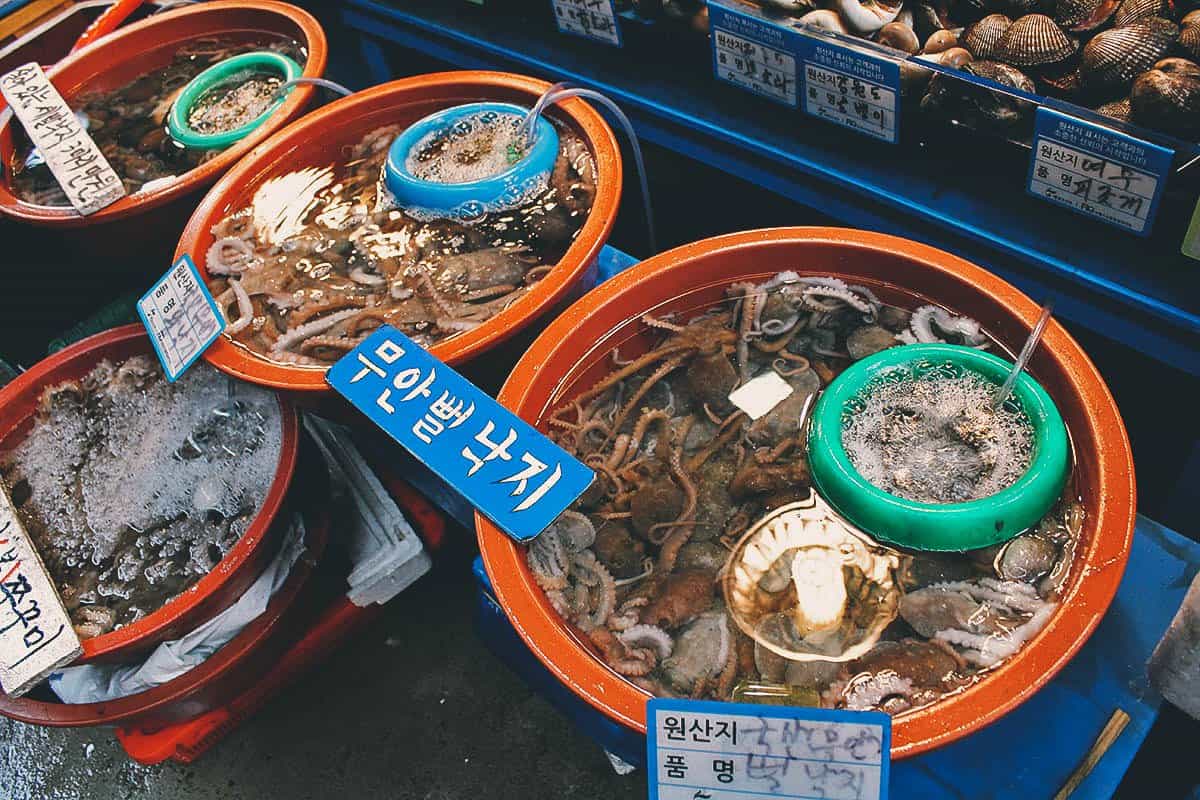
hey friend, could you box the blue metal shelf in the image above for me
[340,0,1200,376]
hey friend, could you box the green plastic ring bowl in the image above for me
[807,343,1069,552]
[167,51,302,150]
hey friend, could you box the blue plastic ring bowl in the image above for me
[383,102,559,220]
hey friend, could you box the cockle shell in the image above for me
[1080,17,1179,91]
[1112,0,1164,27]
[1183,9,1200,26]
[921,60,1037,128]
[994,14,1079,65]
[1055,0,1118,31]
[1180,23,1200,60]
[1131,57,1200,137]
[1095,96,1133,121]
[962,13,1013,58]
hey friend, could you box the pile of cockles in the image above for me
[0,356,282,639]
[525,271,1081,716]
[204,117,596,366]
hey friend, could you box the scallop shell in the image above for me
[1180,23,1200,60]
[1130,57,1200,137]
[1112,0,1164,26]
[1055,0,1118,30]
[962,13,1014,58]
[1080,17,1179,91]
[1183,9,1200,27]
[994,14,1078,65]
[1095,96,1133,121]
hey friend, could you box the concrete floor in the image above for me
[1,540,645,800]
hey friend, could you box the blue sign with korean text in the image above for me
[137,254,225,383]
[1028,107,1173,236]
[710,1,800,108]
[552,0,622,47]
[327,325,595,543]
[648,698,891,800]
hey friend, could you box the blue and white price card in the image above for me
[327,325,595,543]
[1028,107,1172,236]
[648,698,890,800]
[137,254,225,382]
[710,1,799,107]
[552,0,622,46]
[797,36,900,144]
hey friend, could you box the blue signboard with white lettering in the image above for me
[137,255,225,382]
[647,698,891,800]
[1028,107,1173,236]
[327,325,594,542]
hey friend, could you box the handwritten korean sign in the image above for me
[0,483,83,697]
[1028,107,1172,236]
[552,0,622,46]
[137,255,226,382]
[327,325,594,542]
[710,1,798,107]
[799,39,899,144]
[648,699,890,800]
[0,63,125,215]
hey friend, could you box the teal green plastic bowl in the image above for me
[167,51,302,150]
[807,343,1069,552]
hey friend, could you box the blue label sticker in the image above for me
[1028,107,1172,236]
[136,254,225,383]
[326,325,595,543]
[710,1,799,108]
[552,0,622,47]
[647,698,891,800]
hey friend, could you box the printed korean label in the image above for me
[552,0,622,46]
[0,63,125,216]
[0,483,83,697]
[327,325,595,542]
[137,255,226,382]
[710,0,798,107]
[798,36,899,143]
[648,699,891,800]
[1028,107,1172,236]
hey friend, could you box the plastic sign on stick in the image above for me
[552,0,622,46]
[0,483,83,697]
[0,63,126,215]
[1028,107,1172,236]
[648,698,891,800]
[137,255,226,382]
[327,326,595,543]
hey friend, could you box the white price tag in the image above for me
[728,371,794,420]
[648,699,891,800]
[552,0,622,46]
[0,62,125,216]
[0,483,83,697]
[713,27,798,107]
[137,255,226,382]
[802,59,897,143]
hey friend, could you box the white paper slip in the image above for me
[137,254,226,382]
[648,698,891,800]
[0,63,125,216]
[0,483,83,697]
[552,0,622,46]
[728,371,794,420]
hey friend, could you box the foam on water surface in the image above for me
[841,366,1035,504]
[405,110,529,184]
[0,357,282,636]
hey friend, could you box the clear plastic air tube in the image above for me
[522,82,657,254]
[276,77,354,97]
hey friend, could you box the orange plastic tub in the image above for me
[0,324,299,665]
[174,71,622,399]
[476,227,1136,758]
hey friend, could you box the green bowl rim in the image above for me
[807,342,1070,551]
[166,51,302,150]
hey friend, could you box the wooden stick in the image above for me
[1053,708,1131,800]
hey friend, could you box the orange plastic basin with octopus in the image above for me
[475,227,1136,758]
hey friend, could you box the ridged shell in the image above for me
[968,59,1039,91]
[1054,0,1117,29]
[962,13,1013,58]
[994,14,1078,65]
[1113,0,1164,26]
[1095,96,1133,120]
[1080,17,1179,91]
[1130,57,1200,137]
[1181,23,1200,60]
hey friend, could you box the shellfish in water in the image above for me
[1131,58,1200,138]
[993,13,1078,66]
[1080,17,1179,92]
[961,13,1013,58]
[723,495,902,663]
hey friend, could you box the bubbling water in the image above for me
[187,69,285,135]
[405,110,529,184]
[841,365,1035,504]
